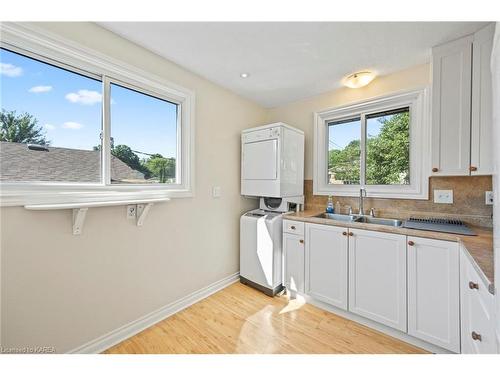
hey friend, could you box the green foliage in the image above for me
[328,112,409,185]
[0,109,49,145]
[366,112,410,185]
[145,154,176,183]
[328,139,360,184]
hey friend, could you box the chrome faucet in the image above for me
[358,188,366,216]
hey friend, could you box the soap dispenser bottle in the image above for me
[326,196,334,213]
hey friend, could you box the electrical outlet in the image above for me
[127,205,137,219]
[433,189,453,204]
[485,191,494,205]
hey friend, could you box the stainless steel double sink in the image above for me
[314,212,403,227]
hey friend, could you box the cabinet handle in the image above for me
[432,167,439,172]
[471,331,482,341]
[348,232,354,236]
[291,226,296,230]
[342,231,347,236]
[299,239,304,244]
[469,281,479,290]
[470,166,477,172]
[408,240,415,246]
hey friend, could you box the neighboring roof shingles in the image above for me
[0,141,145,182]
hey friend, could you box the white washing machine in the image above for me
[240,197,300,296]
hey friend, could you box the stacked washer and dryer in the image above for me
[240,123,304,296]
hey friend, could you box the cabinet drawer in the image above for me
[460,249,496,353]
[283,220,304,235]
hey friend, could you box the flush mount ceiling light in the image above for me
[343,71,376,88]
[240,72,250,78]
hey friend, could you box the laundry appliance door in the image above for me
[242,139,278,180]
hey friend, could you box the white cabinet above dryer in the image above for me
[241,123,304,198]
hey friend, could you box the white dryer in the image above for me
[241,123,304,198]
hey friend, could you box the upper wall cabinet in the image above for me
[471,24,495,175]
[431,24,494,176]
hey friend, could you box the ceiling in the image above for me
[99,22,488,108]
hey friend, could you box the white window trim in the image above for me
[0,22,195,207]
[313,88,430,199]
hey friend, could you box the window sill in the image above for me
[0,185,193,208]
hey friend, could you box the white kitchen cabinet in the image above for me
[407,236,460,352]
[460,247,497,354]
[471,24,495,176]
[304,223,348,309]
[431,35,473,176]
[348,228,407,331]
[283,230,305,294]
[431,24,495,177]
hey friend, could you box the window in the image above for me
[314,89,429,199]
[0,23,194,206]
[1,48,103,183]
[109,83,179,185]
[365,108,410,185]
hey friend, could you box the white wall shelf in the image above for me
[24,197,169,235]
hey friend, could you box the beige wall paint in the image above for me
[0,22,267,352]
[267,64,430,179]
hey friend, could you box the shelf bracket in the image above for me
[72,208,88,235]
[136,203,153,226]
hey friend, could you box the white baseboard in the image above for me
[68,272,240,354]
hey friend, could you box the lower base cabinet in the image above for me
[305,223,348,309]
[283,220,491,354]
[348,228,407,331]
[407,236,460,353]
[460,247,497,354]
[283,232,305,293]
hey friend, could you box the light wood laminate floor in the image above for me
[105,282,428,354]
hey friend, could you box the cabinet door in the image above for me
[407,236,460,352]
[283,233,304,293]
[348,229,407,331]
[471,24,494,175]
[431,36,472,176]
[305,223,348,309]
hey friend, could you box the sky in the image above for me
[0,47,178,158]
[328,117,385,150]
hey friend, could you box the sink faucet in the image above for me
[359,188,366,216]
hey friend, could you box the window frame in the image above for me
[313,88,430,199]
[0,22,195,206]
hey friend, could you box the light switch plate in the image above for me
[485,191,494,205]
[434,189,453,204]
[212,186,221,198]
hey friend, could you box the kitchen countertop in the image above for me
[284,210,494,293]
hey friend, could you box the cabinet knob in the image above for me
[432,167,439,173]
[471,331,482,341]
[470,166,477,172]
[469,281,479,290]
[342,231,347,236]
[348,232,354,236]
[408,240,415,246]
[299,239,304,244]
[291,226,296,230]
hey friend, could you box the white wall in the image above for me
[0,22,267,352]
[267,64,430,179]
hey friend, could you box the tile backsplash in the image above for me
[304,176,493,227]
